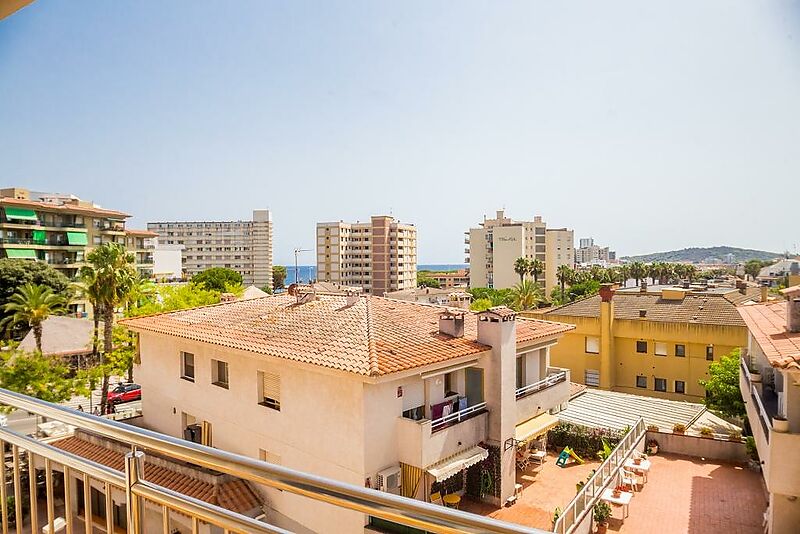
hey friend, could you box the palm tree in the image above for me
[528,259,544,286]
[76,268,104,359]
[685,264,697,283]
[511,280,543,311]
[83,243,137,413]
[589,265,605,282]
[2,283,67,352]
[628,262,646,287]
[514,257,529,283]
[124,275,156,315]
[604,267,620,285]
[556,264,574,302]
[618,264,630,288]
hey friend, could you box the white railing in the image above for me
[751,384,771,444]
[0,388,541,534]
[431,402,487,433]
[516,371,567,400]
[552,418,647,534]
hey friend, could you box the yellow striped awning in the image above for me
[426,446,488,482]
[515,412,559,442]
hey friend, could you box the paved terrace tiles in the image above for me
[739,301,800,370]
[544,293,747,327]
[121,295,574,377]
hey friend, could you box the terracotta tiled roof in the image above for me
[738,302,800,370]
[125,228,158,237]
[51,436,261,515]
[0,197,130,218]
[544,293,747,327]
[121,295,574,377]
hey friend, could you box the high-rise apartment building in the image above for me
[316,215,417,295]
[466,210,574,292]
[147,210,273,289]
[0,187,153,313]
[575,237,614,265]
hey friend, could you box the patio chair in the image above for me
[622,468,643,492]
[430,491,443,505]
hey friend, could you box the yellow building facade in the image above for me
[538,284,749,402]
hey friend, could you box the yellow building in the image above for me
[538,284,753,402]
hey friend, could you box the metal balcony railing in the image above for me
[430,402,487,433]
[515,371,567,400]
[0,388,539,534]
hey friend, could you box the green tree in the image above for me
[744,260,767,281]
[417,274,441,288]
[272,265,287,289]
[82,243,137,413]
[0,259,71,337]
[127,283,222,317]
[565,279,601,302]
[699,349,746,419]
[0,348,93,404]
[470,298,493,312]
[618,264,630,287]
[528,259,544,285]
[1,284,67,352]
[514,257,529,283]
[192,267,243,292]
[76,268,103,357]
[511,280,543,311]
[556,265,574,302]
[628,262,646,287]
[468,287,514,308]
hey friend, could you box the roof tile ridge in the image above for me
[365,297,380,377]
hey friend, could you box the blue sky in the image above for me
[1,1,799,264]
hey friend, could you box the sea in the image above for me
[284,264,466,284]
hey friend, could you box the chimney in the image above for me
[639,309,647,318]
[640,280,647,293]
[599,283,615,303]
[760,284,769,303]
[345,289,359,307]
[788,298,800,333]
[438,310,465,338]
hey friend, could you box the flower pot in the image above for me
[647,445,658,455]
[597,523,608,534]
[633,458,642,465]
[773,418,789,433]
[751,372,762,383]
[612,490,621,498]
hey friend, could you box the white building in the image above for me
[467,210,574,293]
[148,210,273,289]
[122,292,574,533]
[149,237,185,280]
[574,237,614,266]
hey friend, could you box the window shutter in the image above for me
[262,372,281,406]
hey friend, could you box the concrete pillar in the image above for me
[477,308,517,505]
[599,284,615,390]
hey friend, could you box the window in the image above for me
[258,371,281,411]
[180,352,195,381]
[585,336,600,354]
[654,378,667,392]
[636,375,647,389]
[675,380,685,394]
[516,357,526,389]
[654,342,667,356]
[636,341,648,354]
[212,359,229,389]
[706,345,714,361]
[444,371,456,396]
[585,369,600,387]
[675,344,686,357]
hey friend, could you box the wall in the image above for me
[647,431,747,463]
[516,377,570,425]
[492,225,525,289]
[135,332,368,534]
[396,412,489,469]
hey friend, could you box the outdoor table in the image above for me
[600,488,633,519]
[530,450,547,464]
[624,458,651,482]
[443,494,461,509]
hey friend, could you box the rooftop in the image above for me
[121,295,573,377]
[0,196,130,218]
[738,300,800,370]
[19,316,94,357]
[544,291,747,327]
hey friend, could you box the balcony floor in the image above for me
[462,452,767,533]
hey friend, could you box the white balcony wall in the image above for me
[396,412,488,468]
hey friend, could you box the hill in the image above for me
[622,246,782,264]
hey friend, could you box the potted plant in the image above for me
[646,439,659,455]
[552,507,562,529]
[699,426,713,437]
[646,424,659,433]
[728,430,742,442]
[750,366,762,383]
[773,415,789,433]
[612,484,625,498]
[593,501,612,534]
[633,456,642,465]
[576,480,585,492]
[673,423,686,435]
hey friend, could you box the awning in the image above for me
[4,207,38,221]
[426,446,488,482]
[32,230,46,244]
[5,249,37,259]
[515,412,559,442]
[66,231,88,246]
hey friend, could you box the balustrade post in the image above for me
[125,450,145,534]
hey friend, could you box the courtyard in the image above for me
[463,452,767,533]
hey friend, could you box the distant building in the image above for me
[575,237,614,266]
[757,258,800,287]
[147,210,273,289]
[423,269,470,289]
[385,287,471,308]
[316,215,417,295]
[466,210,573,293]
[150,238,184,280]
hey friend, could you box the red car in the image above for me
[107,383,141,404]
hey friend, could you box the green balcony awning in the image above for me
[5,249,37,259]
[66,231,88,246]
[4,207,38,221]
[32,230,46,244]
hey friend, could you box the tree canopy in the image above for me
[2,283,67,350]
[0,347,94,405]
[417,273,441,288]
[272,265,287,289]
[699,349,746,419]
[192,267,243,292]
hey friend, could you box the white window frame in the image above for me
[211,359,229,389]
[585,336,600,354]
[180,352,195,382]
[654,342,668,356]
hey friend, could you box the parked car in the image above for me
[107,383,141,404]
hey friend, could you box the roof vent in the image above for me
[439,309,465,338]
[639,309,647,318]
[345,289,359,307]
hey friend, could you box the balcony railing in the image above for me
[0,388,536,534]
[751,384,771,444]
[430,402,487,433]
[516,370,567,400]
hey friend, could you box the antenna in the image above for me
[293,247,311,284]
